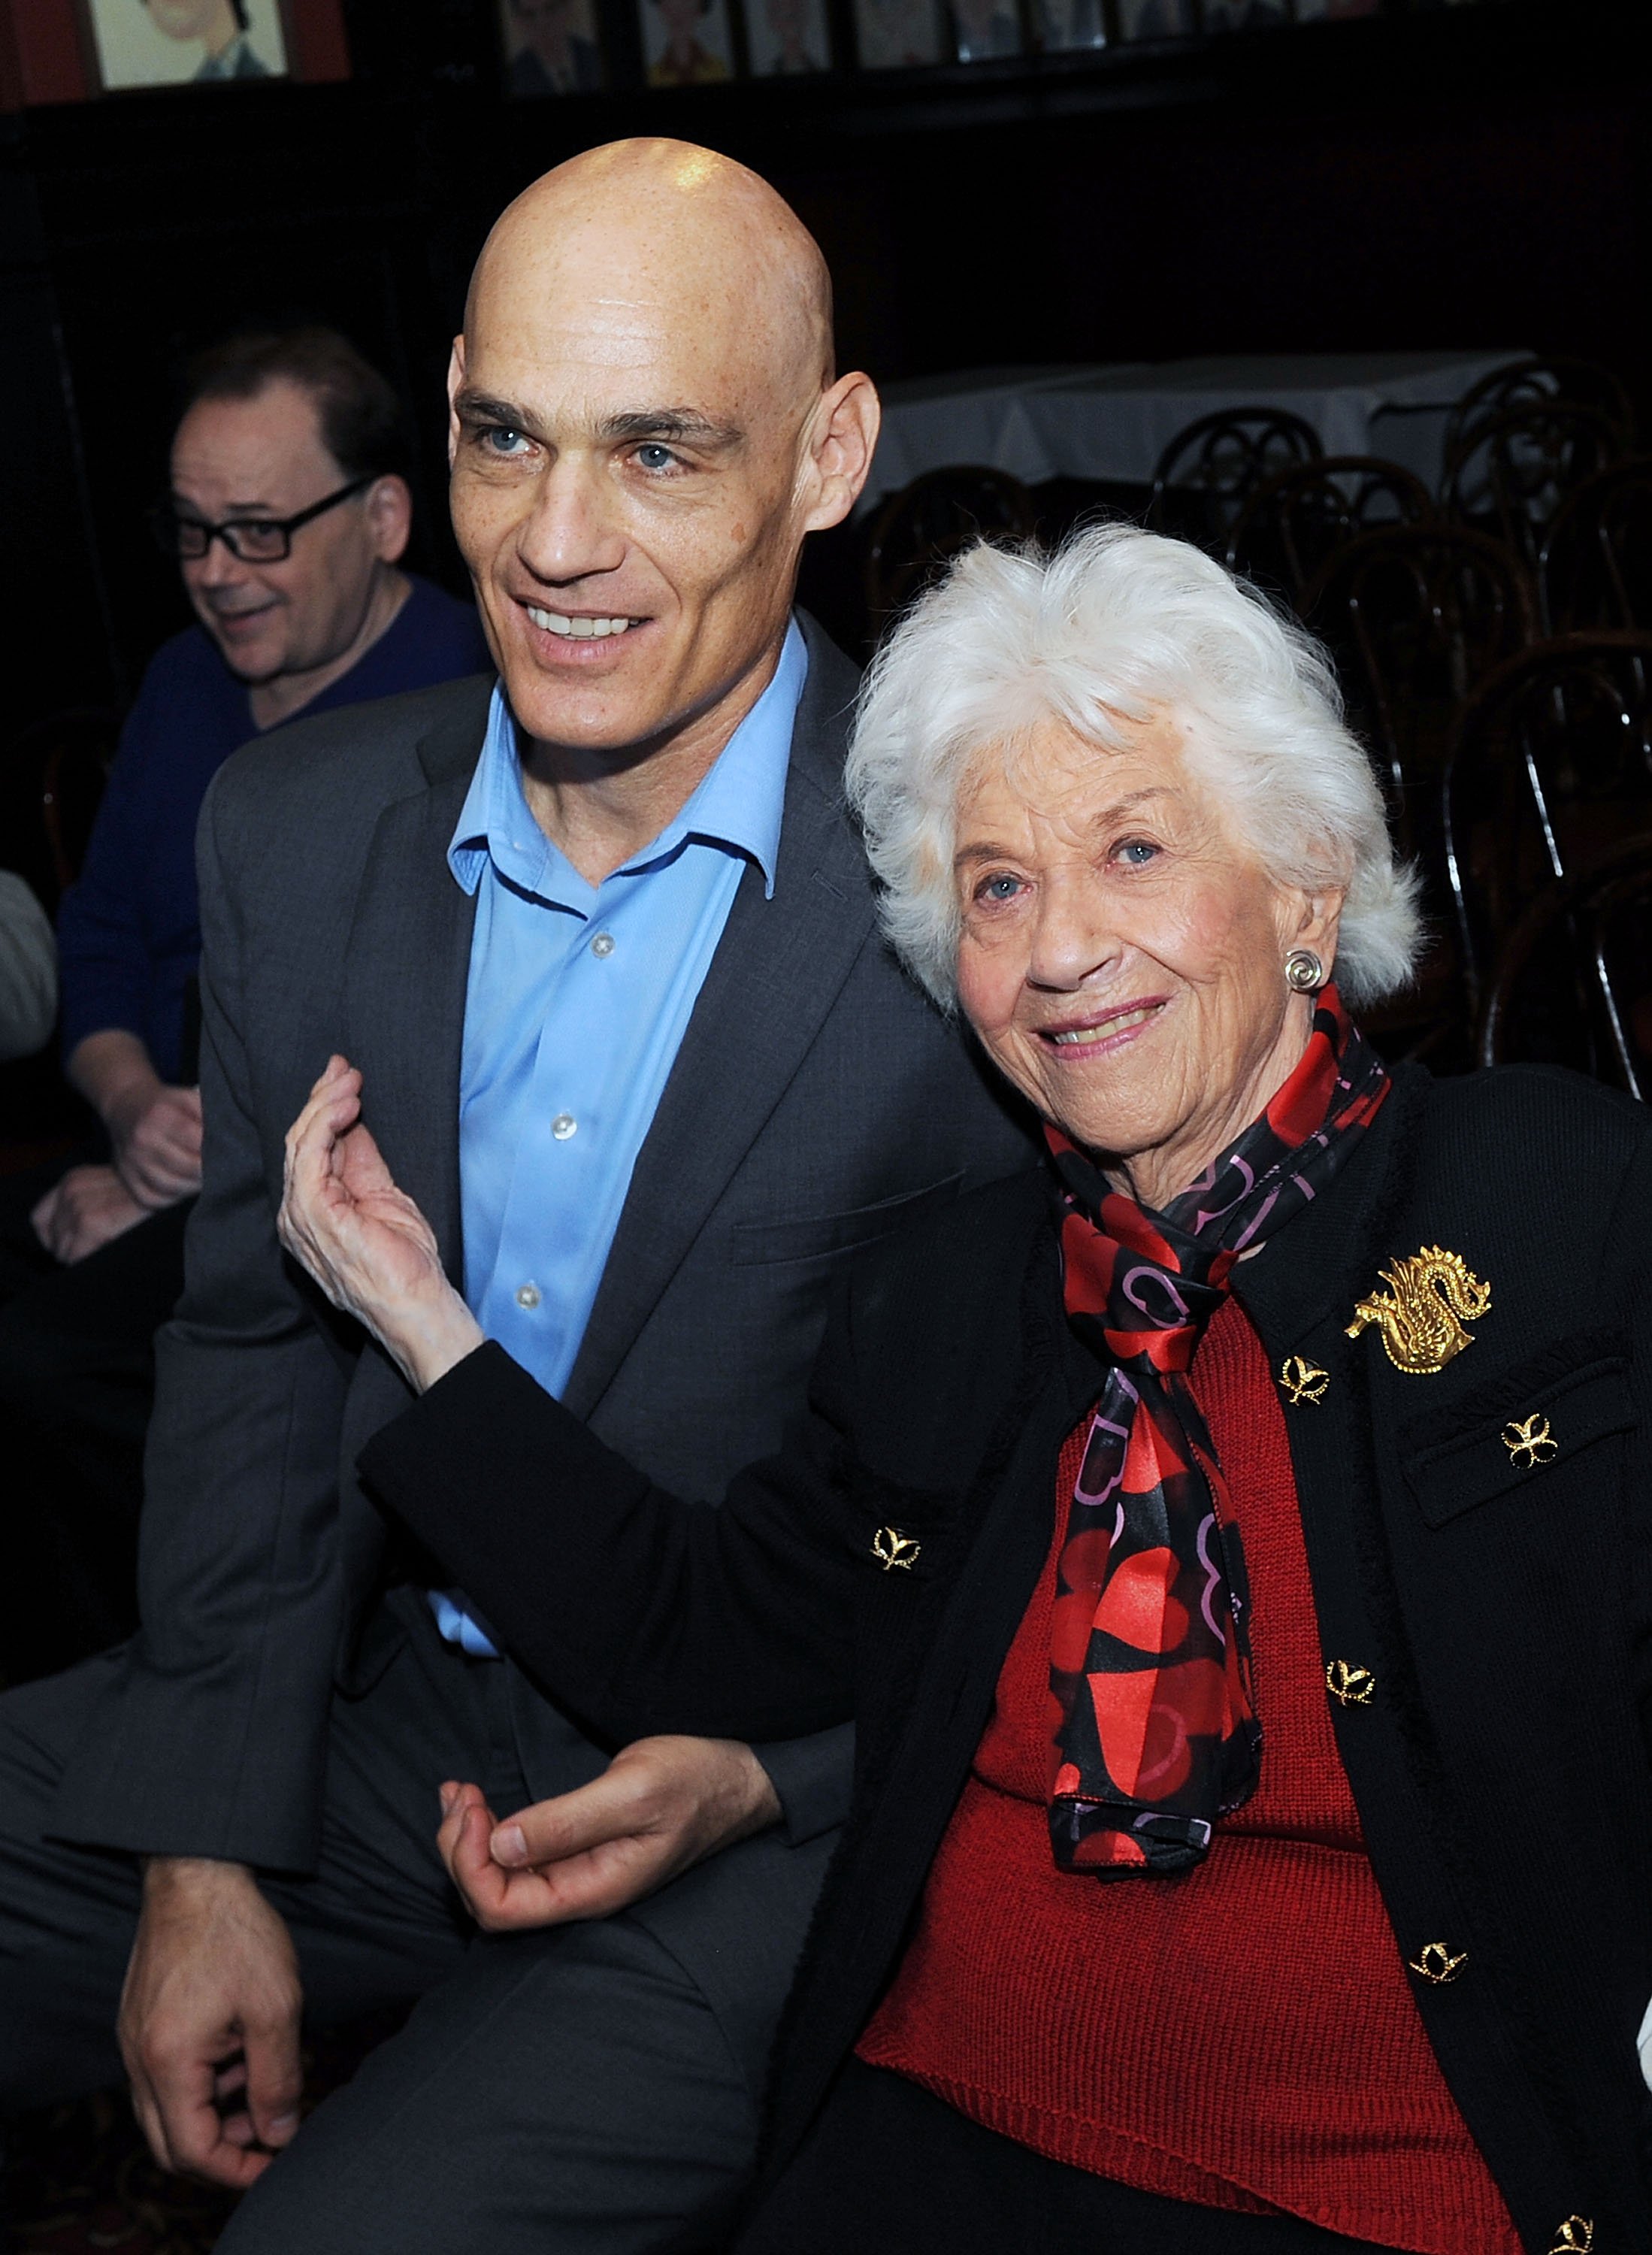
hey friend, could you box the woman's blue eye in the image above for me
[979,874,1022,903]
[1116,840,1157,866]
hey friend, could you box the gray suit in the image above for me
[0,619,1035,2250]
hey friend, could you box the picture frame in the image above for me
[1201,0,1287,26]
[637,0,736,85]
[743,0,832,75]
[947,0,1021,59]
[498,0,605,92]
[850,0,946,68]
[79,0,291,90]
[1033,0,1106,53]
[1291,0,1379,15]
[1114,0,1193,35]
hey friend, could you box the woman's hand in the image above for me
[279,1055,483,1392]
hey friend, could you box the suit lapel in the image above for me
[343,686,490,1282]
[564,624,870,1419]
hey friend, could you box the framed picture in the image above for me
[1114,0,1192,35]
[498,0,604,91]
[947,0,1021,57]
[1033,0,1103,47]
[637,0,735,83]
[1201,0,1287,25]
[80,0,289,88]
[744,0,831,74]
[1292,0,1379,14]
[851,0,946,66]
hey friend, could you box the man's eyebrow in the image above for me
[452,389,545,435]
[953,786,1174,867]
[598,408,744,449]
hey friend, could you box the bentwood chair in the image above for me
[1440,354,1636,472]
[1539,458,1652,634]
[1477,833,1652,1096]
[1442,630,1652,1016]
[862,465,1037,634]
[1224,455,1433,611]
[1440,399,1627,577]
[1145,407,1323,556]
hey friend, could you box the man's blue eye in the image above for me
[486,428,525,453]
[636,444,676,471]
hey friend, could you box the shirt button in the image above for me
[516,1282,541,1309]
[551,1112,577,1141]
[590,931,616,958]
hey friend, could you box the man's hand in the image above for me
[31,1162,148,1263]
[67,1030,202,1208]
[119,1858,304,2190]
[437,1736,782,1933]
[280,1054,483,1392]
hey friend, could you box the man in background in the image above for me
[0,326,489,1680]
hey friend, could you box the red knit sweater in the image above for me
[858,1298,1520,2253]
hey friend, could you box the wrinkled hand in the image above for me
[31,1162,148,1264]
[437,1736,782,1932]
[279,1055,482,1391]
[119,1858,304,2190]
[107,1079,203,1208]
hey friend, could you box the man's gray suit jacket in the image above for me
[46,616,1035,2020]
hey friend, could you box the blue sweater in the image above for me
[57,577,491,1082]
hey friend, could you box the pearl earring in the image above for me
[1284,949,1324,994]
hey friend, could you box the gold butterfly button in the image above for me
[1325,1660,1375,1707]
[1550,2219,1593,2255]
[1408,1941,1469,1985]
[1502,1413,1558,1470]
[871,1526,921,1572]
[1279,1355,1330,1406]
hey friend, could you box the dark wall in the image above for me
[1,0,1648,770]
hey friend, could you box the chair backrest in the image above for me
[1441,353,1636,471]
[1539,456,1652,634]
[6,707,121,899]
[1145,407,1324,553]
[1300,522,1536,813]
[1440,398,1626,574]
[862,465,1037,634]
[1478,832,1652,1097]
[1224,453,1434,608]
[1442,630,1652,1013]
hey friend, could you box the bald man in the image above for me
[0,144,1033,2253]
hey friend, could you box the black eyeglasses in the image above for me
[147,474,374,563]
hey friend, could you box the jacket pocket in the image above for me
[1401,1333,1633,1529]
[731,1173,966,1268]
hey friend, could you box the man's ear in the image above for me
[446,337,467,471]
[797,371,882,536]
[366,476,413,565]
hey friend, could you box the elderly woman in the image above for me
[281,525,1651,2254]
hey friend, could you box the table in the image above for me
[861,350,1530,510]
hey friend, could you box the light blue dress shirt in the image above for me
[431,620,806,1655]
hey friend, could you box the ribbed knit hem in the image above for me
[855,2046,1521,2255]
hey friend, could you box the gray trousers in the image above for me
[0,1601,834,2253]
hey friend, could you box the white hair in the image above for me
[844,521,1421,1012]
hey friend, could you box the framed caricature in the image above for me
[1035,0,1105,53]
[498,0,604,92]
[81,0,289,88]
[852,0,946,67]
[637,0,736,83]
[1200,0,1286,25]
[745,0,832,74]
[948,0,1021,59]
[1114,0,1193,35]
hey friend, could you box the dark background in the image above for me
[2,0,1650,878]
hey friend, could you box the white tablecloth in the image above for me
[861,350,1529,509]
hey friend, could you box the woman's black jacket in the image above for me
[361,1061,1652,2254]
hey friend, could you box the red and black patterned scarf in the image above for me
[1045,988,1389,1877]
